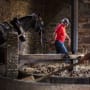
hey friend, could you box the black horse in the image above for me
[0,13,44,46]
[0,13,45,63]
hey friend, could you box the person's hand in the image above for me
[68,40,71,48]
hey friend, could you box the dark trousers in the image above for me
[55,40,68,54]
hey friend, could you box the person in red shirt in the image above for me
[54,18,71,54]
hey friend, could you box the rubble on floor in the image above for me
[19,63,90,78]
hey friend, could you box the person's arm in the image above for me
[66,33,71,47]
[50,32,56,44]
[53,32,56,40]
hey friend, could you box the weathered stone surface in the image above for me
[0,77,90,90]
[79,36,90,44]
[83,0,90,3]
[6,32,19,79]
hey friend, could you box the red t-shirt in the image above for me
[55,23,66,42]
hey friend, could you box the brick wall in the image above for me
[0,0,90,54]
[0,0,33,21]
[78,2,90,53]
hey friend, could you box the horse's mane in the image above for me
[11,13,38,32]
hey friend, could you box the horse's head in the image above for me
[10,13,44,41]
[12,13,44,32]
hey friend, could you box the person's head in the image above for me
[61,18,70,27]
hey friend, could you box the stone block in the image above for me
[6,32,19,79]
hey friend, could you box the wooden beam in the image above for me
[19,54,84,60]
[19,54,84,67]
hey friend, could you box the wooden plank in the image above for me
[19,54,84,60]
[19,54,65,67]
[19,54,64,60]
[18,54,84,67]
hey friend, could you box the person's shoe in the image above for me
[63,54,71,64]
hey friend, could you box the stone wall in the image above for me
[78,2,90,53]
[0,0,33,21]
[0,0,90,54]
[0,0,11,21]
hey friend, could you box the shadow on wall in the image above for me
[31,0,70,23]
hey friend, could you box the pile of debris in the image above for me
[19,63,90,78]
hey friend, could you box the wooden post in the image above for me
[71,0,79,71]
[71,0,78,54]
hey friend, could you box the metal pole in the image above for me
[71,0,78,54]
